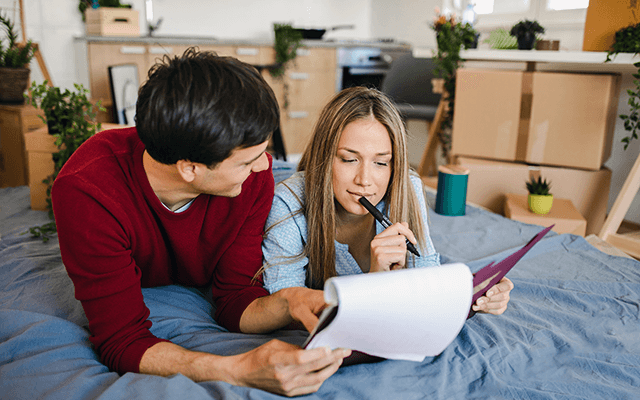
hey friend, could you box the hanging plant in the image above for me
[269,23,303,111]
[620,61,640,150]
[605,22,640,62]
[431,8,478,158]
[270,23,303,78]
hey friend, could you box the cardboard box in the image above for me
[527,72,620,170]
[24,123,123,210]
[454,156,611,236]
[504,193,587,237]
[85,8,140,37]
[451,69,621,171]
[583,0,640,52]
[0,104,45,188]
[452,69,525,162]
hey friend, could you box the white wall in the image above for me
[13,0,372,90]
[371,0,439,49]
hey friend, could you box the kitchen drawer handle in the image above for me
[289,72,309,80]
[149,47,171,54]
[236,47,259,56]
[120,46,146,55]
[288,111,309,119]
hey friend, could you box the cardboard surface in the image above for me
[24,123,123,210]
[451,68,524,162]
[504,193,587,237]
[583,0,640,52]
[451,69,620,171]
[453,156,611,236]
[527,72,620,170]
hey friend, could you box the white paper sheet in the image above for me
[304,263,473,361]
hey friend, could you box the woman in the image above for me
[261,87,512,325]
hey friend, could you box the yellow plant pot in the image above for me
[528,194,553,215]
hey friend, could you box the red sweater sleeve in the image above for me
[52,175,169,374]
[210,156,273,332]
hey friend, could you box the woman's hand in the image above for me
[369,222,417,273]
[472,277,514,315]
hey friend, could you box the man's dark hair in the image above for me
[135,47,279,166]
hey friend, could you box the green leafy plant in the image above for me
[526,176,552,196]
[0,12,36,68]
[510,20,545,38]
[270,23,303,78]
[269,23,303,110]
[25,81,104,241]
[78,0,132,21]
[431,9,479,158]
[619,61,640,150]
[605,22,640,62]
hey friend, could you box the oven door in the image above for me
[340,66,388,90]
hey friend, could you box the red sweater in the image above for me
[52,127,273,374]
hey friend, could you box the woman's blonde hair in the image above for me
[298,86,426,289]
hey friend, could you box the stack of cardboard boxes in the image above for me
[444,68,621,235]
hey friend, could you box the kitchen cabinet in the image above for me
[85,40,336,156]
[86,42,274,109]
[270,47,337,155]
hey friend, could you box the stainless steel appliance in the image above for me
[336,45,412,91]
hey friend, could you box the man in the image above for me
[52,48,349,397]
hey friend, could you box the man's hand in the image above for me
[472,277,514,315]
[277,287,327,332]
[140,340,350,397]
[228,340,350,397]
[239,286,327,334]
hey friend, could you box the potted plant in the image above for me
[0,13,37,104]
[431,8,479,158]
[25,81,104,241]
[510,20,545,50]
[78,0,132,21]
[526,176,553,215]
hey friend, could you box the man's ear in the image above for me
[176,160,197,183]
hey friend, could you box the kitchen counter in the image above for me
[74,35,411,50]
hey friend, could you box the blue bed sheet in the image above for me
[1,177,639,399]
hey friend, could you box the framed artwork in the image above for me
[108,64,139,125]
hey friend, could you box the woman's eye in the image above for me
[341,158,357,163]
[376,162,389,166]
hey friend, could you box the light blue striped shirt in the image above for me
[262,171,441,294]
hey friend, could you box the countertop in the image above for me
[75,35,412,50]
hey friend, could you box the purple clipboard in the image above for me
[472,225,554,304]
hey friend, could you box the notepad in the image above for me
[304,225,554,365]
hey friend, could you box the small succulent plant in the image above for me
[526,176,551,196]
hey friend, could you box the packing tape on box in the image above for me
[515,72,534,162]
[435,165,470,216]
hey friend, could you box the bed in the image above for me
[1,162,639,399]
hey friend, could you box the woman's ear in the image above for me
[176,160,197,183]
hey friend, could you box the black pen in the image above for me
[358,196,421,257]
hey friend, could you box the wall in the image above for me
[11,0,373,90]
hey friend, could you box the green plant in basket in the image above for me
[526,176,553,215]
[24,81,105,242]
